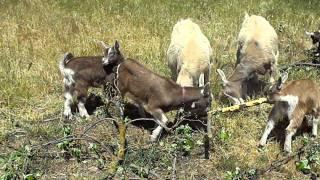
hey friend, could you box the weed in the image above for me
[0,145,38,179]
[174,125,195,155]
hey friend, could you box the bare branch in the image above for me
[80,117,118,137]
[126,118,172,132]
[172,151,177,180]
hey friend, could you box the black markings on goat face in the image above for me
[102,40,121,66]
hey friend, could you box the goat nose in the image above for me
[102,57,109,64]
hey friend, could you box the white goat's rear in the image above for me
[259,74,320,153]
[167,19,212,87]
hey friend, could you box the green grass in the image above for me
[1,0,320,178]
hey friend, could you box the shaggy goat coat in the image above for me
[217,13,279,105]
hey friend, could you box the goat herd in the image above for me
[59,13,320,153]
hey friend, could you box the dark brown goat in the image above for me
[103,41,211,141]
[59,41,120,119]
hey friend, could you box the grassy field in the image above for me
[1,0,320,179]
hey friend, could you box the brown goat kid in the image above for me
[259,73,320,153]
[103,41,211,141]
[59,41,118,119]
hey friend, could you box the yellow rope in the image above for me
[209,97,268,114]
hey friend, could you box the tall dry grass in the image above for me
[0,0,319,178]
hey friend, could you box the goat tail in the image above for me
[59,52,73,74]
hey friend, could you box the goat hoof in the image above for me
[257,143,267,152]
[79,113,90,119]
[149,135,158,143]
[283,149,292,154]
[258,143,265,148]
[63,114,73,120]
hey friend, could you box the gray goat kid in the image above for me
[59,41,115,119]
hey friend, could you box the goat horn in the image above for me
[94,39,109,49]
[305,31,314,36]
[217,69,228,83]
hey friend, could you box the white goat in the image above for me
[217,13,279,105]
[167,19,212,87]
[259,73,320,153]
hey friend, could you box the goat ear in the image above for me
[217,69,228,83]
[276,76,282,90]
[199,73,205,87]
[277,72,288,89]
[115,40,120,51]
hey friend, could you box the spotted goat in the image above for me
[59,41,119,119]
[259,73,320,153]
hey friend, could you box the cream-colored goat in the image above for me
[217,13,279,105]
[167,19,212,87]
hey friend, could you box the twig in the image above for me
[205,115,212,159]
[126,118,158,125]
[32,135,75,148]
[280,62,320,70]
[179,118,208,127]
[80,117,117,137]
[172,151,177,180]
[258,142,311,176]
[292,62,320,67]
[41,116,60,123]
[126,118,172,132]
[208,97,268,115]
[81,134,114,155]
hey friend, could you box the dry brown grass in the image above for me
[1,0,320,179]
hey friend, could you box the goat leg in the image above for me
[149,109,169,142]
[259,119,275,147]
[75,84,90,119]
[63,92,73,119]
[259,105,283,147]
[284,128,296,153]
[137,103,147,118]
[77,96,89,119]
[284,110,304,153]
[312,117,319,137]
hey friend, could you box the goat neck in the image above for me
[181,86,187,102]
[179,86,203,104]
[228,63,251,82]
